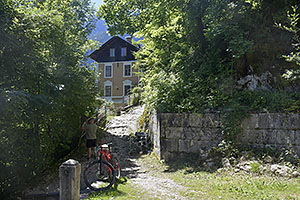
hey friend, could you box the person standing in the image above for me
[82,118,97,160]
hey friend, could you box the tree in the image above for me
[0,0,98,197]
[277,6,300,82]
[98,0,300,113]
[98,0,300,150]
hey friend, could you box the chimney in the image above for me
[125,36,132,43]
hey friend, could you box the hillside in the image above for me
[89,19,110,43]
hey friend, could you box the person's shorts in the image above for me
[86,139,97,148]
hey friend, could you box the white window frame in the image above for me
[104,80,113,101]
[123,62,132,77]
[110,48,115,57]
[104,63,113,78]
[123,80,132,96]
[121,47,127,57]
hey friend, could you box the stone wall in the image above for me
[149,112,300,160]
[239,113,300,151]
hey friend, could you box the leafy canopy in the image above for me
[0,0,99,197]
[98,0,300,113]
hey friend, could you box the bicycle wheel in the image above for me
[83,160,116,191]
[110,159,121,179]
[110,153,121,179]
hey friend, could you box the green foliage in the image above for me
[277,5,300,82]
[138,107,150,132]
[99,0,300,153]
[0,0,98,197]
[249,161,261,173]
[130,87,142,106]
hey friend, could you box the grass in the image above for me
[175,172,300,199]
[86,178,158,200]
[87,153,300,200]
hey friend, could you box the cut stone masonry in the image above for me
[149,112,300,160]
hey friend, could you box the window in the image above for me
[105,85,112,97]
[123,80,132,96]
[121,47,127,57]
[104,65,112,78]
[110,48,115,57]
[124,85,131,96]
[124,64,131,77]
[104,80,112,99]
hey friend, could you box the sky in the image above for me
[91,0,103,9]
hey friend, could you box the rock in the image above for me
[234,168,240,173]
[221,158,231,168]
[240,165,252,172]
[281,165,292,173]
[239,156,247,163]
[277,169,288,177]
[270,164,280,172]
[291,171,300,178]
[270,164,293,177]
[263,156,273,163]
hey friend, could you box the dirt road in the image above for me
[22,105,187,200]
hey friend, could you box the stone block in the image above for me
[289,113,300,129]
[160,127,167,138]
[241,114,259,130]
[276,130,294,145]
[201,128,219,141]
[189,140,202,153]
[161,139,178,152]
[267,130,277,144]
[179,139,190,153]
[289,130,296,145]
[165,127,183,139]
[253,130,265,145]
[258,130,270,145]
[258,113,271,129]
[292,146,300,155]
[161,151,177,161]
[293,130,300,145]
[59,159,81,200]
[161,113,188,127]
[188,113,204,127]
[182,128,204,140]
[268,113,290,129]
[202,113,221,128]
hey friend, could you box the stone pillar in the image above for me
[59,159,81,200]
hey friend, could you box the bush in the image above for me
[130,87,143,106]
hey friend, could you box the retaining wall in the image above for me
[149,112,300,160]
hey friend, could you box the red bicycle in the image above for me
[83,142,120,191]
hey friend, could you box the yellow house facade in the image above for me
[90,36,140,105]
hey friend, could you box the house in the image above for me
[90,36,140,105]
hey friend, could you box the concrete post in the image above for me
[59,159,81,200]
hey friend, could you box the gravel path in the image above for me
[104,105,187,200]
[22,105,187,200]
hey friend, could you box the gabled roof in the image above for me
[89,36,139,63]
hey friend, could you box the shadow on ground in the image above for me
[19,128,146,200]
